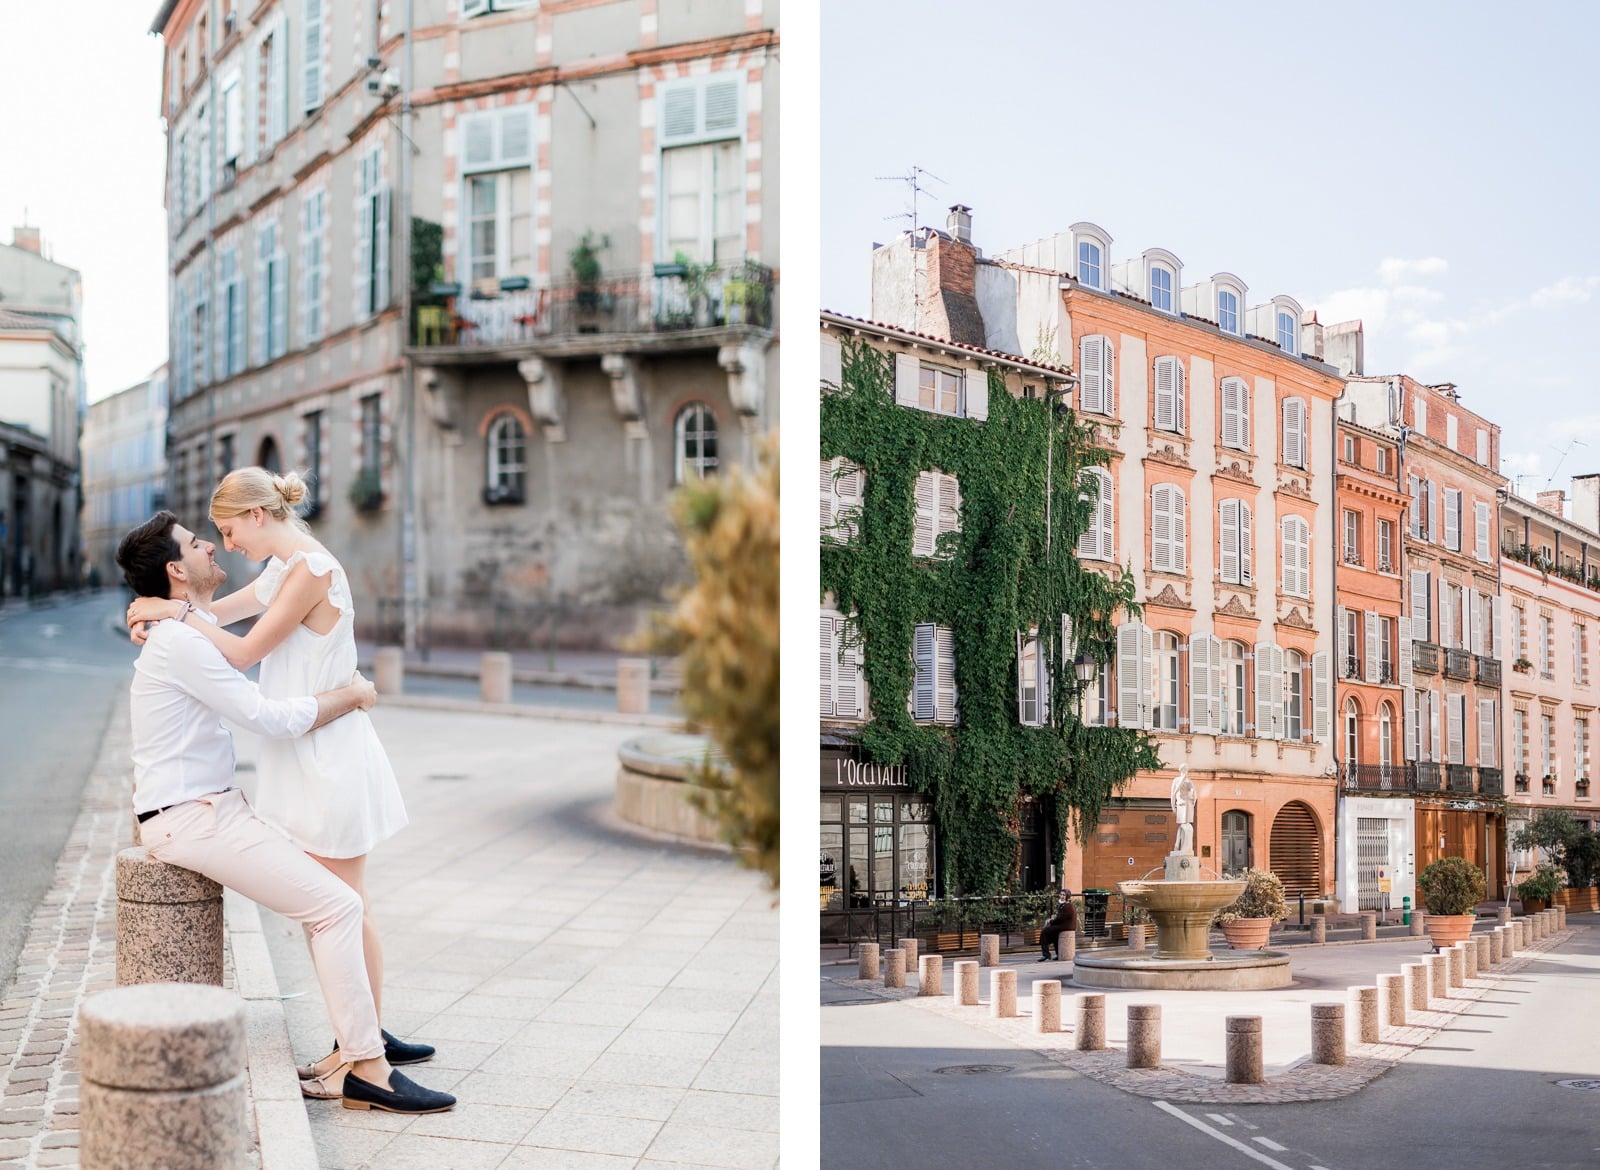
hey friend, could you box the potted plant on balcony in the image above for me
[570,232,608,311]
[1213,867,1287,950]
[1418,856,1486,949]
[1515,865,1561,914]
[1513,656,1534,674]
[347,468,384,513]
[674,250,718,327]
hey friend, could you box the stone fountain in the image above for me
[1072,767,1292,990]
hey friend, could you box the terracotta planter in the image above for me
[1219,917,1274,950]
[1424,913,1476,949]
[1518,897,1550,915]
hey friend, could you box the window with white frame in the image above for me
[1220,641,1247,734]
[1443,488,1462,552]
[1578,716,1591,782]
[917,364,964,416]
[1542,711,1555,779]
[1150,266,1174,313]
[1284,649,1305,741]
[1150,484,1186,573]
[658,74,744,266]
[820,610,867,720]
[1576,623,1590,685]
[912,470,961,559]
[1479,698,1498,768]
[1277,311,1297,356]
[819,457,865,544]
[674,402,718,482]
[219,245,245,378]
[1077,239,1102,291]
[460,104,534,288]
[1341,608,1360,678]
[257,17,287,154]
[1082,665,1109,727]
[1380,702,1395,769]
[1152,356,1185,433]
[356,147,390,317]
[1343,509,1361,565]
[1218,498,1253,585]
[1344,699,1360,770]
[1376,445,1388,474]
[221,72,243,170]
[485,412,526,502]
[1513,707,1527,777]
[1017,627,1049,727]
[256,222,287,364]
[1540,614,1554,678]
[1151,632,1180,731]
[302,0,324,113]
[1281,515,1310,597]
[911,623,957,724]
[1414,397,1427,437]
[1281,397,1307,469]
[1077,335,1115,415]
[1220,377,1250,450]
[1475,500,1491,562]
[1342,433,1356,463]
[1218,289,1240,336]
[300,189,325,343]
[1077,467,1114,561]
[1377,518,1395,572]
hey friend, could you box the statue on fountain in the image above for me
[1166,765,1199,881]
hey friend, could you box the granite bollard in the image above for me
[900,937,919,971]
[617,657,652,715]
[954,960,979,1006]
[979,934,1000,968]
[1445,944,1464,988]
[1500,924,1516,957]
[990,969,1018,1018]
[1426,953,1449,1000]
[1497,905,1511,925]
[857,943,880,982]
[1474,933,1491,973]
[1379,973,1407,1028]
[1459,939,1478,979]
[883,948,906,989]
[1126,1004,1162,1069]
[1360,911,1378,940]
[1557,906,1567,930]
[115,848,223,987]
[1127,923,1148,951]
[1059,930,1077,962]
[1350,986,1379,1044]
[1225,1015,1263,1084]
[1033,980,1061,1033]
[1488,928,1503,964]
[480,651,513,704]
[1310,1003,1346,1066]
[1309,915,1327,944]
[1408,910,1426,938]
[80,982,248,1170]
[1405,962,1429,1012]
[918,954,943,997]
[373,645,404,695]
[1074,993,1106,1051]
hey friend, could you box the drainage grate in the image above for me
[1557,1079,1600,1092]
[933,1065,1012,1076]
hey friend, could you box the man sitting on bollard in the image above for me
[116,512,455,1115]
[1040,889,1078,961]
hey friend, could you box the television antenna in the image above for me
[877,165,946,237]
[1549,439,1588,484]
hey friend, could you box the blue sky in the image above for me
[821,0,1600,494]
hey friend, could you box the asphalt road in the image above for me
[0,591,138,991]
[821,929,1600,1170]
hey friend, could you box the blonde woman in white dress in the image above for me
[127,467,430,1094]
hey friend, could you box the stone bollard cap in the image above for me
[1035,980,1061,994]
[79,983,244,1091]
[1309,1003,1344,1019]
[1076,993,1106,1007]
[1226,1016,1262,1032]
[115,848,223,904]
[1127,1003,1161,1019]
[992,969,1016,984]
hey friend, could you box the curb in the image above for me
[369,660,681,695]
[224,890,320,1170]
[377,692,683,728]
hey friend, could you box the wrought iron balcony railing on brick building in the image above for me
[1444,648,1473,681]
[1413,642,1440,675]
[1447,764,1476,793]
[1475,656,1501,686]
[1478,767,1505,795]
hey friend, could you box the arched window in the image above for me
[675,402,718,482]
[257,436,281,475]
[485,412,527,504]
[1344,698,1361,780]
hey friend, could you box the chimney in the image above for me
[1571,474,1600,534]
[922,228,986,347]
[11,226,41,255]
[1323,319,1365,378]
[946,204,973,246]
[1537,489,1566,517]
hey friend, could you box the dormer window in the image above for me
[1151,266,1174,313]
[1218,289,1239,336]
[1069,222,1112,291]
[1078,240,1102,291]
[1277,312,1297,356]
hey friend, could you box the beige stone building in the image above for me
[82,368,171,587]
[151,0,779,646]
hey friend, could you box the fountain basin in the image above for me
[1119,878,1245,960]
[1072,948,1292,990]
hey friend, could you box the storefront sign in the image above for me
[824,757,911,789]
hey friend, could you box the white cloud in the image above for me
[1529,275,1600,307]
[1378,256,1448,285]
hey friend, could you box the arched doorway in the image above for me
[1221,810,1252,873]
[1269,801,1322,897]
[257,436,281,475]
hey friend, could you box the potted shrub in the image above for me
[347,468,384,513]
[570,232,608,311]
[1516,865,1561,914]
[1213,868,1287,950]
[1418,856,1486,949]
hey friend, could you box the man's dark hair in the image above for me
[116,511,182,599]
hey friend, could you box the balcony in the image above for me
[408,261,775,358]
[1515,773,1530,794]
[1447,764,1476,793]
[1413,642,1440,675]
[1444,648,1473,681]
[1543,775,1557,797]
[1478,767,1505,796]
[1344,763,1406,793]
[1475,656,1502,687]
[1342,549,1362,568]
[1342,655,1362,680]
[1414,762,1443,791]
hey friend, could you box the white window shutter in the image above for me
[1219,499,1239,583]
[1118,623,1144,729]
[819,460,836,534]
[1448,695,1464,765]
[252,236,267,366]
[1221,379,1242,448]
[819,613,836,717]
[937,473,961,550]
[1282,398,1301,468]
[912,472,936,557]
[1411,570,1431,642]
[967,371,988,422]
[1173,360,1186,433]
[1403,688,1417,760]
[302,0,323,112]
[821,334,843,389]
[1099,476,1115,561]
[1239,502,1253,584]
[1398,626,1413,690]
[356,176,372,321]
[1172,488,1186,572]
[1104,338,1116,413]
[267,20,286,144]
[1426,480,1438,543]
[1365,611,1380,684]
[1154,357,1176,431]
[894,353,919,407]
[1255,640,1276,740]
[1444,488,1460,551]
[1188,633,1208,734]
[1470,593,1486,657]
[1438,578,1450,648]
[271,246,288,358]
[1151,486,1172,572]
[912,624,936,721]
[1492,596,1503,660]
[1478,699,1497,769]
[1475,501,1491,562]
[836,461,864,542]
[462,0,491,15]
[1207,634,1224,735]
[1337,605,1351,666]
[1430,692,1443,762]
[374,185,392,312]
[1139,623,1154,725]
[1313,650,1331,743]
[935,627,957,724]
[1281,520,1293,597]
[1017,631,1029,726]
[1078,335,1103,414]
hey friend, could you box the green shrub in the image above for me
[1418,856,1487,915]
[1516,865,1562,902]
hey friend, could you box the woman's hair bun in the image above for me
[274,471,308,507]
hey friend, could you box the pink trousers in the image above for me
[142,788,384,1062]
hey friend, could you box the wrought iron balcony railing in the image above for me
[1413,642,1440,675]
[1444,648,1473,680]
[1478,767,1505,796]
[1475,656,1502,687]
[1414,762,1443,791]
[1344,763,1406,793]
[1447,764,1476,793]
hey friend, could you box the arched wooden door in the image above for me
[1221,810,1252,873]
[1269,801,1322,896]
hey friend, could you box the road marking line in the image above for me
[1253,1137,1289,1152]
[1153,1101,1298,1170]
[1206,1113,1234,1126]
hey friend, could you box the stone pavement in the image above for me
[0,691,776,1169]
[822,924,1580,1105]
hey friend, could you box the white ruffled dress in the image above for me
[250,549,408,858]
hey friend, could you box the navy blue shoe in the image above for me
[341,1068,455,1114]
[381,1029,436,1065]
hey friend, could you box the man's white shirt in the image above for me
[129,615,315,815]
